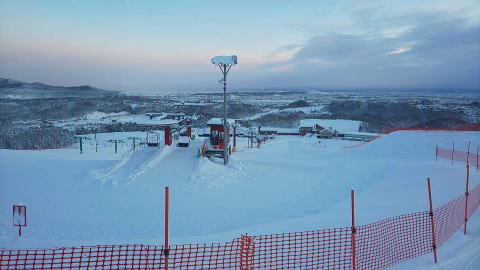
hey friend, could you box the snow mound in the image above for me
[188,157,250,191]
[89,146,176,187]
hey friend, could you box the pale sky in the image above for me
[0,0,479,93]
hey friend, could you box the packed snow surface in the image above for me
[0,130,479,269]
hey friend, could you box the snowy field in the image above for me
[0,130,479,269]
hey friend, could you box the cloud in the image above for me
[264,15,480,90]
[389,47,410,55]
[1,0,479,92]
[382,26,412,39]
[268,44,302,63]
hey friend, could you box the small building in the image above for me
[317,128,334,139]
[299,119,361,137]
[207,118,235,149]
[299,126,313,135]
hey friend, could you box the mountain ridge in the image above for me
[0,78,121,99]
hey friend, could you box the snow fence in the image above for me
[1,183,480,270]
[437,145,479,170]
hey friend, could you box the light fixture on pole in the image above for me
[211,55,237,165]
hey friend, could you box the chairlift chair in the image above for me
[146,132,160,147]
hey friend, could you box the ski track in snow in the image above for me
[88,146,178,187]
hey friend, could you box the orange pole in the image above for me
[477,145,480,172]
[467,141,471,165]
[164,187,169,270]
[427,178,438,263]
[476,145,479,172]
[452,142,455,165]
[464,165,470,235]
[351,190,356,270]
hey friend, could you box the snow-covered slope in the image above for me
[0,131,479,269]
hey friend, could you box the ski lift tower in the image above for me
[211,55,237,165]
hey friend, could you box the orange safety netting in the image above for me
[249,228,353,269]
[437,147,479,167]
[2,184,480,270]
[355,211,432,269]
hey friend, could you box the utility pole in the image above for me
[211,55,237,165]
[222,64,228,165]
[79,137,83,154]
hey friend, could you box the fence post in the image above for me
[467,141,471,165]
[351,190,356,270]
[114,140,118,154]
[464,164,470,235]
[476,145,479,173]
[133,138,136,150]
[427,178,438,263]
[240,234,253,270]
[164,187,169,270]
[435,144,438,163]
[451,142,455,165]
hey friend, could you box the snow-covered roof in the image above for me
[261,127,299,133]
[211,55,238,65]
[299,119,361,133]
[207,118,235,126]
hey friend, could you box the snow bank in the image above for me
[88,145,179,187]
[188,157,251,191]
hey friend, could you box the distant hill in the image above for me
[0,78,121,99]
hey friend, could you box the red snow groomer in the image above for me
[201,118,235,158]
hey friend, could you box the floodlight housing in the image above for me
[211,55,238,65]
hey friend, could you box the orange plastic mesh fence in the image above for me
[0,244,167,270]
[434,193,466,247]
[166,240,241,270]
[468,185,480,220]
[2,184,480,270]
[356,211,432,269]
[437,147,479,166]
[250,228,353,269]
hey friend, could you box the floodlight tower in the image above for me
[211,55,237,165]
